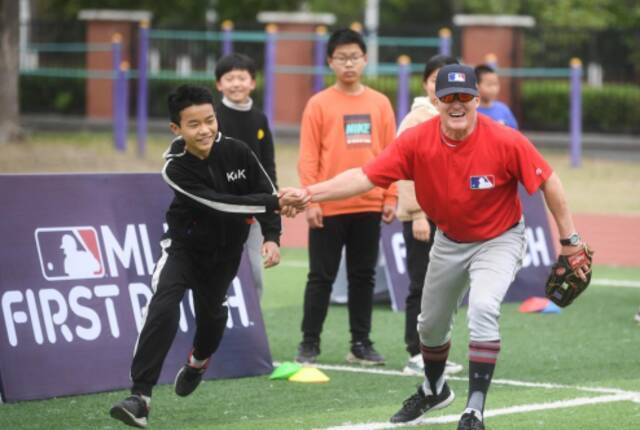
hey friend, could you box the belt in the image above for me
[442,221,520,244]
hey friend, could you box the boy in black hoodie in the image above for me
[109,85,306,428]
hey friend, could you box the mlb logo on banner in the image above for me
[448,72,466,82]
[34,227,105,281]
[470,175,495,190]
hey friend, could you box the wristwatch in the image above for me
[560,233,581,246]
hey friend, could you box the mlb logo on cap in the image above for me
[435,64,479,98]
[448,72,466,83]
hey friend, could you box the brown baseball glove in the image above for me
[545,244,594,307]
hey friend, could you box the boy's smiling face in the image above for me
[170,104,218,159]
[216,69,256,104]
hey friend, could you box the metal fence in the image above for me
[17,20,640,138]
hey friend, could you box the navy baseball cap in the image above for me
[435,64,479,98]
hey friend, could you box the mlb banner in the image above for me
[0,174,272,402]
[381,186,555,311]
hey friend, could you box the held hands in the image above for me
[277,187,311,218]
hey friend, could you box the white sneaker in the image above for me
[634,308,640,323]
[402,354,424,375]
[445,360,463,375]
[402,354,464,376]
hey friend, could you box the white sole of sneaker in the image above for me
[109,405,148,428]
[432,389,456,411]
[174,366,186,396]
[345,352,385,366]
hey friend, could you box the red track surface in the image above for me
[281,213,640,267]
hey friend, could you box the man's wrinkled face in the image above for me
[436,93,479,136]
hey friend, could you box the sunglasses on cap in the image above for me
[438,93,475,103]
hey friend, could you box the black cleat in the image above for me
[109,394,149,428]
[175,363,207,397]
[295,340,320,364]
[389,383,455,423]
[457,410,485,430]
[346,340,385,366]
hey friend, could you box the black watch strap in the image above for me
[560,233,581,246]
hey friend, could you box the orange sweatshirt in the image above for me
[298,86,398,216]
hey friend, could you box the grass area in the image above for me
[1,248,639,429]
[1,131,638,214]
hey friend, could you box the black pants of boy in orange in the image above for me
[301,212,381,343]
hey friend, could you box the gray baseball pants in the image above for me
[417,220,527,346]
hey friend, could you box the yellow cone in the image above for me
[288,366,330,383]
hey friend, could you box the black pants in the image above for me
[301,212,381,343]
[131,240,241,396]
[402,219,436,356]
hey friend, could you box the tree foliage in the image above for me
[0,0,21,143]
[463,0,640,29]
[31,0,640,30]
[33,0,298,27]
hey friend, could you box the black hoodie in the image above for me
[161,132,281,255]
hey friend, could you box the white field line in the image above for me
[304,363,640,430]
[309,363,638,396]
[279,260,308,268]
[591,278,640,288]
[318,393,637,430]
[279,260,640,288]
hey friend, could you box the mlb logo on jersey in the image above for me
[34,226,105,281]
[470,175,495,190]
[448,72,466,83]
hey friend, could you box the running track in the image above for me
[281,213,640,267]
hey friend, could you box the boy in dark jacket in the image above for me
[109,85,306,428]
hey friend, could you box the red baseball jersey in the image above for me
[363,114,552,242]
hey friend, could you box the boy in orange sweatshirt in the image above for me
[296,28,397,365]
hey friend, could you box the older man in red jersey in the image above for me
[291,64,590,430]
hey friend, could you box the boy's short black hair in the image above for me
[474,64,497,83]
[215,53,256,81]
[168,84,214,125]
[326,28,366,58]
[422,54,459,82]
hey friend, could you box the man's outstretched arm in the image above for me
[306,168,375,202]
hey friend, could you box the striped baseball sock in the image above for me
[466,340,501,417]
[420,341,451,396]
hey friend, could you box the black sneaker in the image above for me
[174,357,208,397]
[109,394,149,428]
[389,383,455,423]
[295,340,320,364]
[457,410,485,430]
[346,340,385,365]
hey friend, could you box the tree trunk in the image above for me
[0,0,21,144]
